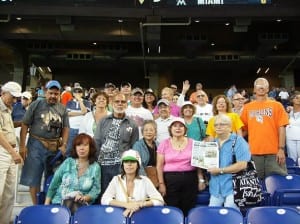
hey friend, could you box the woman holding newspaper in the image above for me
[206,114,250,210]
[156,117,204,216]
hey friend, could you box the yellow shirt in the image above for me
[206,112,244,138]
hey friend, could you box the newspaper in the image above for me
[191,141,219,169]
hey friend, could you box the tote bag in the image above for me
[231,136,263,207]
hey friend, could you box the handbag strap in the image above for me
[231,135,238,163]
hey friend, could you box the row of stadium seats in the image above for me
[14,204,300,224]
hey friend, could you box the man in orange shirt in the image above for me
[240,77,289,179]
[189,82,203,104]
[61,85,72,105]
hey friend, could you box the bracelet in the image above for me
[278,146,285,150]
[159,182,165,185]
[198,179,205,183]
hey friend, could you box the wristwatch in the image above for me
[220,168,225,174]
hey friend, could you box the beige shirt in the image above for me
[0,98,17,145]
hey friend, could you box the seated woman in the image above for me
[101,149,164,217]
[45,133,101,211]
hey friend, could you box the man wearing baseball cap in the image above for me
[19,80,70,204]
[125,87,153,139]
[0,81,23,224]
[155,99,177,144]
[12,91,33,128]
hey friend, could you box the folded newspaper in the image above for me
[191,141,219,169]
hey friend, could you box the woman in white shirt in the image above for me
[286,91,300,162]
[101,150,164,217]
[79,91,111,137]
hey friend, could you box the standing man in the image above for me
[66,85,91,155]
[94,93,139,193]
[19,80,69,204]
[125,87,153,139]
[0,81,23,224]
[155,99,176,144]
[240,77,289,179]
[189,82,203,104]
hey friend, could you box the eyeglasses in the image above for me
[114,100,127,104]
[22,97,29,100]
[214,122,229,127]
[197,94,206,98]
[233,98,245,101]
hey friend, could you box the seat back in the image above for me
[37,175,54,204]
[264,174,300,206]
[265,174,300,195]
[196,190,210,206]
[186,206,244,224]
[37,151,63,204]
[245,206,300,224]
[286,157,297,167]
[14,205,71,224]
[287,166,300,175]
[130,206,184,224]
[72,205,126,224]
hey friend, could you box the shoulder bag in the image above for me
[231,136,263,207]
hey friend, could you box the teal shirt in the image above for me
[186,117,206,141]
[46,157,101,204]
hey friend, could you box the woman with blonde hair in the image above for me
[206,94,243,141]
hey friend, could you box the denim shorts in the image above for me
[20,137,56,187]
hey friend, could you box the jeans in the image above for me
[209,194,239,210]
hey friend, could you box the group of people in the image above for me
[0,76,298,224]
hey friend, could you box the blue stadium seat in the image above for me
[185,206,244,224]
[286,157,297,167]
[37,151,64,204]
[245,206,300,224]
[14,205,71,224]
[129,206,184,224]
[264,174,300,207]
[72,205,126,224]
[287,166,300,175]
[196,190,210,206]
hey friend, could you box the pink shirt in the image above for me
[153,102,181,117]
[157,138,196,172]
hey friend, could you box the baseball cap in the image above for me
[46,80,62,90]
[120,81,131,88]
[157,99,170,106]
[170,84,177,89]
[145,88,155,95]
[181,101,196,114]
[1,81,22,97]
[22,91,32,99]
[121,149,141,165]
[105,82,116,89]
[131,87,144,96]
[73,86,83,93]
[169,117,186,127]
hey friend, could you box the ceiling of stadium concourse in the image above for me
[0,0,300,88]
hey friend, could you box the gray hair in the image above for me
[214,114,232,126]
